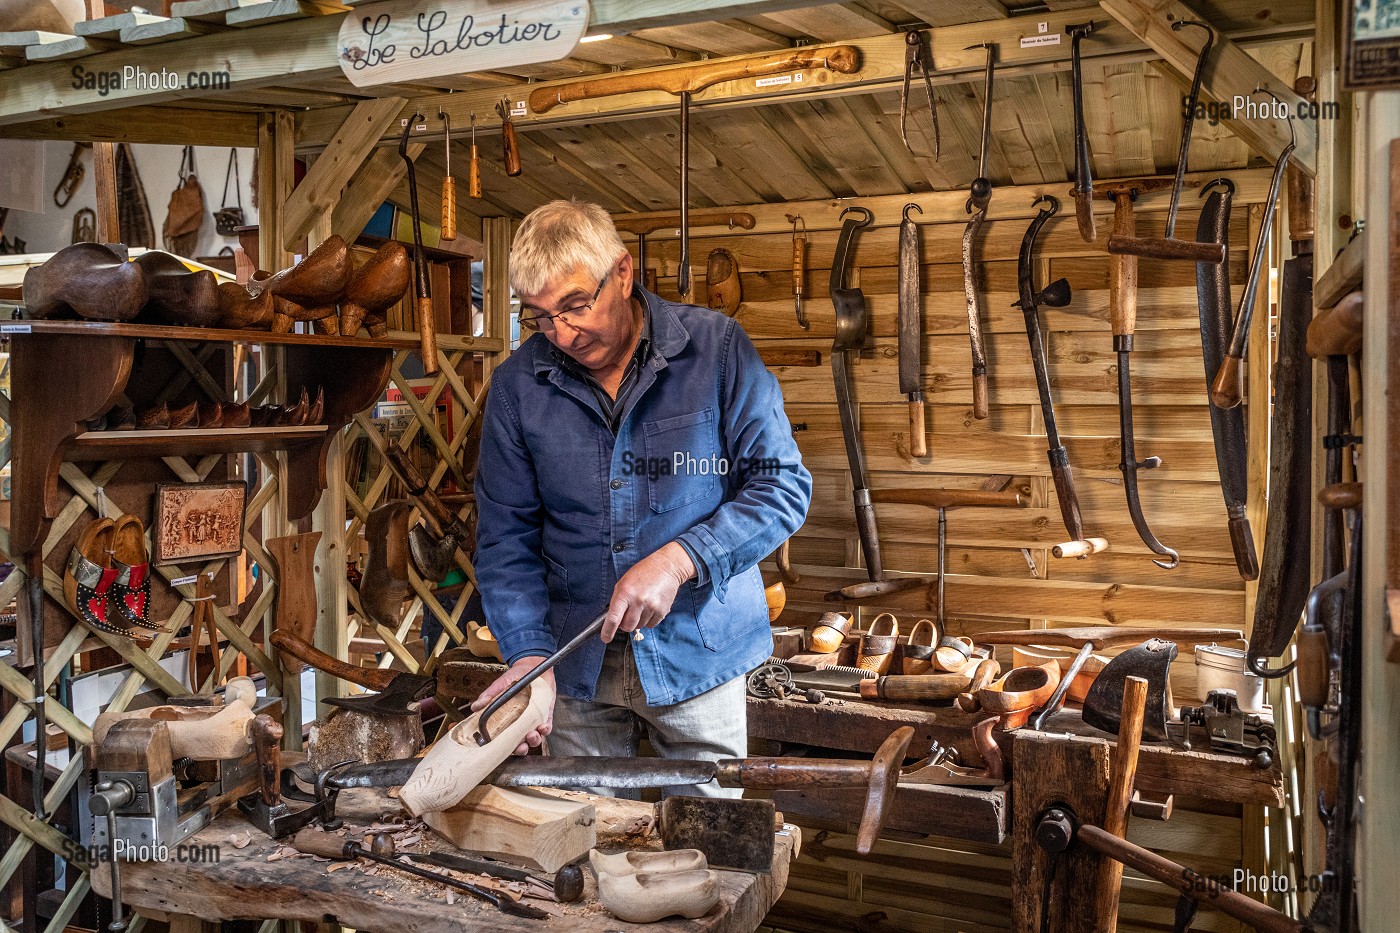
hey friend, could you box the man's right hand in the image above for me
[469,657,555,756]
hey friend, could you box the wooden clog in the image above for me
[706,247,741,316]
[1012,645,1108,704]
[590,849,707,877]
[933,635,975,672]
[903,619,937,675]
[974,661,1061,730]
[466,621,503,662]
[216,281,274,330]
[808,612,852,654]
[197,401,223,429]
[399,677,555,816]
[23,242,147,322]
[341,240,411,337]
[222,401,251,428]
[110,514,160,631]
[168,399,199,429]
[856,612,899,675]
[277,387,309,426]
[596,867,720,923]
[251,235,351,307]
[135,402,169,430]
[93,676,258,758]
[132,250,221,327]
[63,517,139,638]
[306,386,324,425]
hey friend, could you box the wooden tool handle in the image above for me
[1307,291,1363,358]
[1209,354,1244,409]
[614,211,756,236]
[716,758,873,788]
[908,400,927,457]
[417,296,439,374]
[1096,674,1148,932]
[1318,481,1363,510]
[270,629,399,692]
[292,828,352,861]
[1296,627,1329,708]
[869,487,1026,510]
[1106,234,1225,264]
[440,177,457,241]
[758,348,820,368]
[1052,537,1109,559]
[1108,194,1138,338]
[468,143,482,198]
[1077,824,1304,933]
[250,714,283,807]
[859,726,914,855]
[792,232,806,302]
[501,119,521,176]
[529,45,861,114]
[859,673,973,701]
[383,445,457,530]
[971,372,989,420]
[1073,191,1096,243]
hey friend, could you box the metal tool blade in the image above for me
[490,756,719,789]
[897,205,922,397]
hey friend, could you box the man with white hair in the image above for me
[469,199,811,796]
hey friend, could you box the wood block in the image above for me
[1011,731,1112,933]
[75,12,168,39]
[92,676,257,760]
[0,31,70,54]
[423,785,596,873]
[307,707,424,773]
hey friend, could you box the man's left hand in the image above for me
[602,542,696,642]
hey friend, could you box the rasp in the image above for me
[898,202,927,457]
[1195,179,1258,580]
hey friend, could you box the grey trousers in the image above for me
[549,636,748,799]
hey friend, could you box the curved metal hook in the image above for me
[1200,176,1236,199]
[903,202,923,222]
[399,113,423,157]
[1032,194,1058,215]
[839,205,874,227]
[1250,653,1296,678]
[1250,85,1298,153]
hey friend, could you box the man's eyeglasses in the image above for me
[519,274,608,332]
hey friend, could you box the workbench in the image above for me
[90,786,796,933]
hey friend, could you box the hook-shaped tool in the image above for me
[475,613,608,745]
[789,214,809,330]
[901,30,940,158]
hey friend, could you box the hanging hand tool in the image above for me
[400,115,439,375]
[468,112,482,199]
[962,43,997,420]
[269,629,433,716]
[1107,23,1225,265]
[495,98,522,177]
[53,141,91,209]
[789,214,809,329]
[1101,181,1179,568]
[1210,89,1297,409]
[1066,23,1096,242]
[678,91,692,299]
[899,203,927,457]
[1014,196,1107,559]
[438,110,456,241]
[293,829,551,919]
[1195,179,1259,580]
[901,29,939,158]
[614,212,756,294]
[826,207,924,600]
[868,486,1027,636]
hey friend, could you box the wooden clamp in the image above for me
[529,46,861,114]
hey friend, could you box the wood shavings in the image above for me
[369,820,406,832]
[397,833,421,846]
[621,815,655,839]
[387,787,400,799]
[326,861,355,873]
[228,832,252,849]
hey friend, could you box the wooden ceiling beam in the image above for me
[1100,0,1316,172]
[0,105,258,145]
[751,4,896,41]
[331,142,423,244]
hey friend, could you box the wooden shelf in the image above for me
[69,425,328,461]
[5,319,491,351]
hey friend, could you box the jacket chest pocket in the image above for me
[642,409,720,512]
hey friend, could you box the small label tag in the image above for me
[171,574,199,587]
[510,100,527,117]
[1038,21,1049,32]
[1021,33,1061,47]
[1,323,31,333]
[755,74,794,87]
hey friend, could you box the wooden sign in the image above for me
[153,481,247,565]
[337,0,588,89]
[1345,0,1400,88]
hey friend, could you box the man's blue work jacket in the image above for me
[474,286,813,706]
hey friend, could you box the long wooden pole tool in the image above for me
[898,203,927,456]
[961,42,996,420]
[1195,178,1261,582]
[827,207,924,601]
[399,115,439,375]
[438,110,456,241]
[1101,181,1178,568]
[1067,22,1096,242]
[1015,195,1107,559]
[1210,89,1296,409]
[1106,22,1225,264]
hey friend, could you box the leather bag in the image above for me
[163,146,205,255]
[214,148,245,236]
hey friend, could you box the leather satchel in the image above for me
[214,148,245,236]
[163,146,205,255]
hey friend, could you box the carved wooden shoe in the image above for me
[341,240,410,337]
[110,513,161,631]
[466,620,503,662]
[903,619,938,675]
[974,661,1061,730]
[399,678,556,816]
[222,401,251,428]
[597,869,720,923]
[216,281,275,330]
[306,386,324,425]
[168,399,199,429]
[934,635,975,673]
[856,612,900,675]
[93,676,258,758]
[251,235,351,308]
[136,402,170,430]
[133,250,221,327]
[590,849,708,877]
[277,387,309,426]
[808,611,852,654]
[64,518,140,638]
[705,248,742,317]
[22,242,147,322]
[197,401,223,429]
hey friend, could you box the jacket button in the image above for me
[610,479,623,490]
[612,542,626,553]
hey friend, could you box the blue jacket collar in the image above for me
[530,285,690,375]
